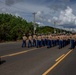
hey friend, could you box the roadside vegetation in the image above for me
[0,13,69,42]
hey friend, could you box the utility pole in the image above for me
[54,21,56,34]
[32,12,36,34]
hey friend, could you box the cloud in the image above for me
[1,8,6,12]
[5,0,23,6]
[48,6,76,25]
[36,22,44,26]
[36,11,51,23]
[58,6,76,25]
[36,11,44,21]
[48,18,51,23]
[47,0,70,13]
[1,0,76,29]
[5,0,15,6]
[15,13,20,17]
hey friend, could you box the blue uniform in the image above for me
[28,36,33,48]
[70,39,75,49]
[32,39,36,47]
[47,39,52,48]
[28,40,32,48]
[58,40,63,49]
[21,35,27,47]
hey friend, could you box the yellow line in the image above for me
[1,48,38,58]
[55,54,65,62]
[42,50,72,75]
[1,46,45,58]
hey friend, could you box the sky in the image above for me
[0,0,76,31]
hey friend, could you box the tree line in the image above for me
[0,13,34,42]
[0,13,69,42]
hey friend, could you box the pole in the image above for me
[32,12,36,34]
[54,21,56,34]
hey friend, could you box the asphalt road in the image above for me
[0,41,76,75]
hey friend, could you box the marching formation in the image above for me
[0,33,76,64]
[21,33,76,49]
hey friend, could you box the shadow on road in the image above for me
[0,59,6,65]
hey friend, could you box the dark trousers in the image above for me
[41,39,46,46]
[22,40,26,47]
[47,40,52,48]
[36,40,42,48]
[45,39,48,45]
[33,39,36,47]
[70,40,75,49]
[28,40,32,48]
[58,40,63,49]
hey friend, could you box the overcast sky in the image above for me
[0,0,76,30]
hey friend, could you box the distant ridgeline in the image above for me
[0,13,69,42]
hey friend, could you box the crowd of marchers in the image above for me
[21,33,76,49]
[0,33,76,64]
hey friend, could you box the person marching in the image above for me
[69,35,75,49]
[28,34,33,48]
[41,34,46,46]
[21,34,27,47]
[44,34,47,46]
[36,34,42,48]
[52,35,57,47]
[58,35,63,49]
[47,34,52,48]
[32,34,37,47]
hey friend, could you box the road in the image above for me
[0,41,76,75]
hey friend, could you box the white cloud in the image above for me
[36,11,47,22]
[36,11,43,21]
[58,6,76,25]
[48,6,76,26]
[36,11,42,16]
[1,8,6,12]
[15,13,20,17]
[48,18,51,23]
[1,0,76,29]
[36,22,44,26]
